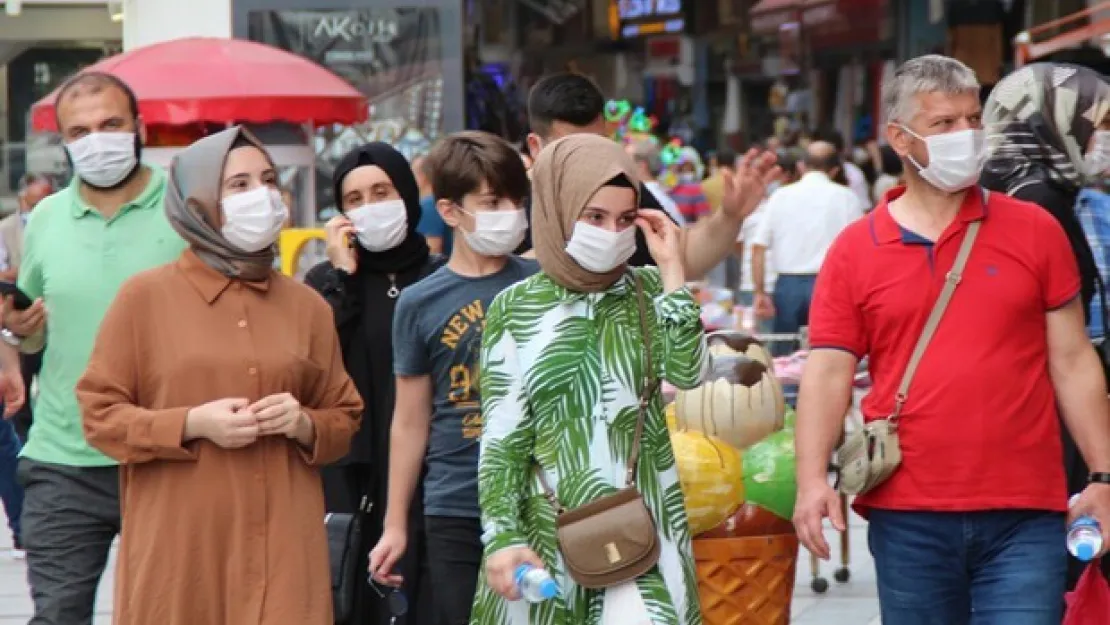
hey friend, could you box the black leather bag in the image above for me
[326,497,369,624]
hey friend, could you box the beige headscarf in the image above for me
[165,126,275,282]
[531,134,641,293]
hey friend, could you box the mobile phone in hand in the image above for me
[0,281,33,311]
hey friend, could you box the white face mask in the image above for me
[1085,130,1110,177]
[221,186,288,253]
[460,207,527,257]
[565,222,637,273]
[901,126,985,193]
[66,131,138,188]
[346,199,408,252]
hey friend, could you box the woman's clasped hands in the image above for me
[183,393,314,449]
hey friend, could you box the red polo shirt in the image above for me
[810,186,1080,516]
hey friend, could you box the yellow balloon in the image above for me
[671,431,745,536]
[665,402,678,432]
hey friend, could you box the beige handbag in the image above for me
[836,218,982,496]
[534,272,661,589]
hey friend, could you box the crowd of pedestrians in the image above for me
[0,52,1107,625]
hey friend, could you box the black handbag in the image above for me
[326,496,369,624]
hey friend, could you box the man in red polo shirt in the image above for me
[794,55,1110,625]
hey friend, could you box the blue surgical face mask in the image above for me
[678,172,697,184]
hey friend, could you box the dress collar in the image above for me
[177,249,270,304]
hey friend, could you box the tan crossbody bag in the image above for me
[836,213,983,496]
[533,272,661,589]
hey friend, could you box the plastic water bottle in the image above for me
[514,564,558,602]
[1068,494,1104,562]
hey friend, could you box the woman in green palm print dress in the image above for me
[473,134,708,625]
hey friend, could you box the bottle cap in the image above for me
[1077,542,1096,562]
[538,578,558,599]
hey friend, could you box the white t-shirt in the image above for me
[750,172,865,275]
[844,161,873,211]
[737,203,777,293]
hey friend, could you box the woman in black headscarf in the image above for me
[982,63,1110,592]
[306,143,441,625]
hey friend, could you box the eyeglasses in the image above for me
[368,579,408,623]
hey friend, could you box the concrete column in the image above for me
[122,0,232,50]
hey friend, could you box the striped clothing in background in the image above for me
[669,182,710,222]
[1077,187,1110,338]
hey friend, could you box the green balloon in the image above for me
[742,428,797,521]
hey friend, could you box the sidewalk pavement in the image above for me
[0,515,878,624]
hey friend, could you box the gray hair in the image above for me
[629,139,662,176]
[882,55,980,124]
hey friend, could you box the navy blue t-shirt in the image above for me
[417,195,454,256]
[392,255,539,517]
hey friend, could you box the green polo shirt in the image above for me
[18,166,187,467]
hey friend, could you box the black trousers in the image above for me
[323,462,432,625]
[17,459,120,625]
[424,516,483,625]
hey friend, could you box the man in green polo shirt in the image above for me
[4,72,186,625]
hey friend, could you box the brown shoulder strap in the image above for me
[534,271,660,509]
[626,271,658,487]
[891,218,981,421]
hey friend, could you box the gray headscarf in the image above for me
[165,126,275,282]
[984,63,1110,192]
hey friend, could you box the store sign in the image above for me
[248,8,446,213]
[310,12,400,43]
[615,0,686,38]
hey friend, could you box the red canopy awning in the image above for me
[31,37,368,132]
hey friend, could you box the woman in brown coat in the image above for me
[76,126,363,625]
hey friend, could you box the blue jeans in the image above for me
[0,418,22,540]
[869,509,1066,625]
[770,274,815,355]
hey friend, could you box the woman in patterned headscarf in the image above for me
[983,64,1110,593]
[982,63,1110,317]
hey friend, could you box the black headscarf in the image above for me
[332,142,430,275]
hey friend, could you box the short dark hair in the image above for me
[527,73,605,139]
[54,72,140,128]
[424,131,530,205]
[777,151,800,179]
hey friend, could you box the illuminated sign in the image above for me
[615,0,686,38]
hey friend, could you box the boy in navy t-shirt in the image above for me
[369,131,536,624]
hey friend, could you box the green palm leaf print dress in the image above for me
[473,266,708,625]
